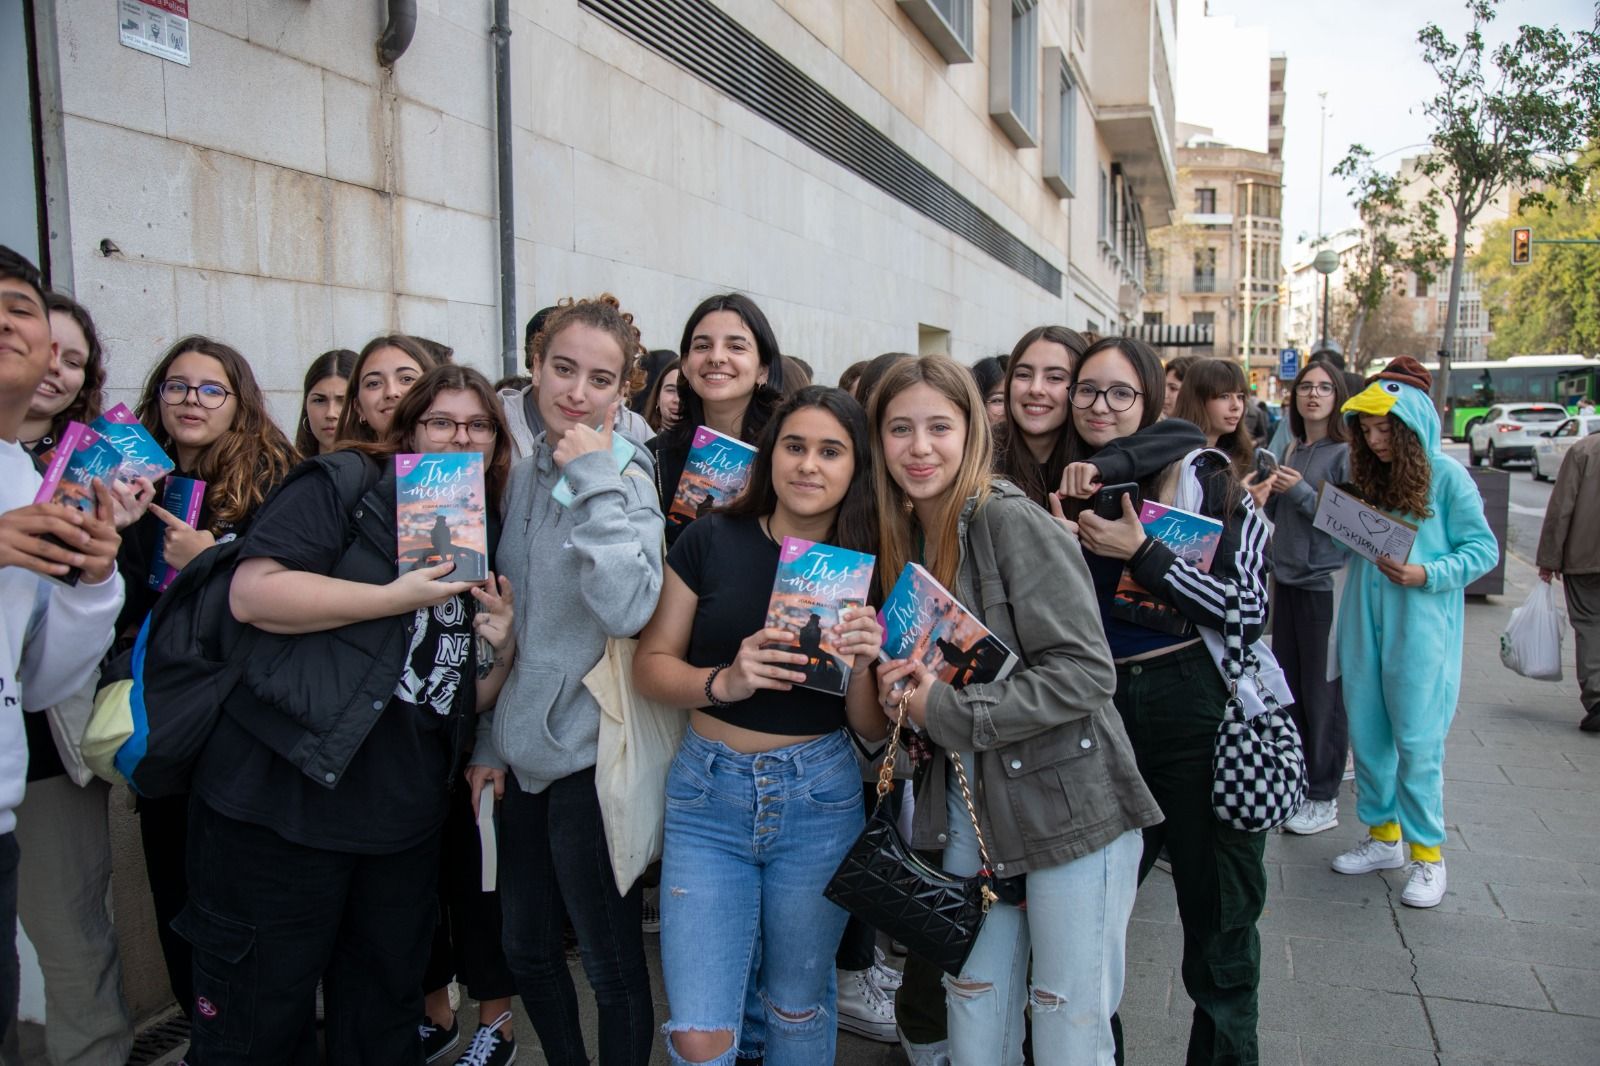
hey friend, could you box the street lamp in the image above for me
[1312,249,1340,353]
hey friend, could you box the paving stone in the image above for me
[1256,983,1434,1049]
[1277,862,1395,907]
[1501,764,1600,792]
[1428,998,1600,1065]
[1443,850,1600,890]
[1456,824,1600,864]
[1282,936,1417,994]
[1256,895,1406,947]
[1300,1037,1442,1066]
[1118,962,1176,1017]
[1392,910,1600,970]
[1489,882,1600,930]
[1413,951,1549,1010]
[1530,963,1600,1017]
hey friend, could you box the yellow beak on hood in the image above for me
[1343,382,1398,418]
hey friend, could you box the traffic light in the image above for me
[1512,227,1532,265]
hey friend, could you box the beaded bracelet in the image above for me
[705,663,733,708]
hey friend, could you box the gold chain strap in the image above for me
[876,691,1000,911]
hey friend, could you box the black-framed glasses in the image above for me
[420,416,498,444]
[1295,382,1335,396]
[1069,383,1143,412]
[159,380,233,409]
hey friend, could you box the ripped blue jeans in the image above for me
[658,727,863,1066]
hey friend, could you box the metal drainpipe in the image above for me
[492,0,517,379]
[377,0,417,67]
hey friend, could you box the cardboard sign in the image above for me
[1313,484,1417,565]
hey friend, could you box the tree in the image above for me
[1330,155,1447,365]
[1473,185,1600,357]
[1346,0,1600,411]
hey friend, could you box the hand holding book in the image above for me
[0,482,119,583]
[714,626,810,702]
[150,502,216,573]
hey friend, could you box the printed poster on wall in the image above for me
[118,0,190,66]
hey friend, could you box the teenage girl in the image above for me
[1265,360,1352,836]
[296,348,357,456]
[335,334,440,444]
[124,335,298,1026]
[869,356,1159,1066]
[1328,357,1496,909]
[1059,337,1273,1065]
[642,358,683,433]
[634,386,888,1066]
[969,355,1008,428]
[195,365,515,1061]
[1172,358,1255,480]
[993,325,1087,505]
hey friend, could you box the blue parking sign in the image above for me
[1278,348,1299,380]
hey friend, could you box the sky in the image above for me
[1199,0,1596,261]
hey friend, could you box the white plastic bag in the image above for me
[1500,581,1565,681]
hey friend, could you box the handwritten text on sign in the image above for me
[1313,485,1417,565]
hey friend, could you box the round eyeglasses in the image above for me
[1069,383,1143,412]
[159,380,233,409]
[1295,382,1335,396]
[420,416,498,444]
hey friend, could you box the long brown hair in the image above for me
[353,365,513,510]
[870,356,993,599]
[295,348,357,456]
[642,357,681,432]
[41,292,107,435]
[1348,414,1433,519]
[334,334,440,444]
[995,324,1088,506]
[135,335,298,529]
[1173,358,1254,477]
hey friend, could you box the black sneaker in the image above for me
[455,1011,516,1066]
[420,1014,461,1063]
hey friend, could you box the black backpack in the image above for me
[103,454,380,797]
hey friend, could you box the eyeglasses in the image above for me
[1295,382,1335,396]
[1069,384,1143,412]
[420,416,498,444]
[159,380,233,409]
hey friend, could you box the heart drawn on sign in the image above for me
[1358,510,1391,537]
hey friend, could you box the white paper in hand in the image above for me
[1312,484,1417,565]
[477,784,498,892]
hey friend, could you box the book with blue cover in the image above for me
[148,477,206,592]
[667,425,757,527]
[395,453,489,582]
[32,421,124,586]
[763,536,876,697]
[91,403,175,483]
[878,563,1017,689]
[1137,500,1224,573]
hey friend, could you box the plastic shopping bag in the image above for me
[1500,581,1565,682]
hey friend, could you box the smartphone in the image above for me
[1090,482,1141,521]
[1253,449,1279,480]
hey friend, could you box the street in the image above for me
[1440,443,1554,564]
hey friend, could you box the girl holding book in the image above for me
[868,355,1159,1066]
[1328,358,1495,908]
[335,334,440,444]
[467,294,662,1066]
[191,364,515,1060]
[296,347,357,456]
[648,293,786,546]
[634,385,887,1066]
[1054,337,1273,1065]
[1264,360,1352,837]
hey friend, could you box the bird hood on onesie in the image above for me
[1341,355,1441,456]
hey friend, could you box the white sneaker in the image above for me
[836,967,897,1042]
[1283,799,1339,835]
[869,946,903,993]
[1331,835,1406,875]
[1400,859,1447,908]
[898,1025,952,1066]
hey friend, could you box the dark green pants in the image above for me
[1115,642,1267,1066]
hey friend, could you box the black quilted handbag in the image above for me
[825,694,998,977]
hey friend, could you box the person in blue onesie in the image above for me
[1327,357,1497,909]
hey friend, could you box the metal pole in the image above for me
[492,0,518,378]
[1320,273,1330,350]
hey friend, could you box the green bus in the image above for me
[1363,356,1600,440]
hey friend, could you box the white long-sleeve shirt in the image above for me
[0,439,123,833]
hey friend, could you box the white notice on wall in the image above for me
[118,0,190,66]
[1312,483,1418,565]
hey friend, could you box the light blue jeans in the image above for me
[659,727,864,1066]
[942,759,1143,1066]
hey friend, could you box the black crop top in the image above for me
[668,513,848,736]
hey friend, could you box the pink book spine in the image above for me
[32,422,89,504]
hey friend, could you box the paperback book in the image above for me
[763,536,876,697]
[147,477,206,592]
[1137,501,1224,573]
[878,563,1017,689]
[33,422,124,586]
[667,425,757,526]
[395,453,489,582]
[90,403,175,483]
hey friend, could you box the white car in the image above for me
[1531,414,1600,481]
[1467,404,1571,468]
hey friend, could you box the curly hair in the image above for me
[1349,414,1433,519]
[526,293,644,391]
[42,291,107,434]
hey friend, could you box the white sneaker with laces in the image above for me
[1283,799,1339,835]
[869,946,903,993]
[897,1025,952,1066]
[1331,835,1406,875]
[835,967,897,1042]
[1400,859,1447,908]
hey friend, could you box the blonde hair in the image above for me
[869,356,993,598]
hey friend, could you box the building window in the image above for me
[1098,167,1109,244]
[1042,49,1076,198]
[1144,311,1164,326]
[898,0,974,64]
[1415,276,1429,298]
[1195,188,1217,214]
[1193,248,1218,292]
[989,0,1038,147]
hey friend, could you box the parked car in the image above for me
[1531,414,1600,480]
[1467,404,1571,467]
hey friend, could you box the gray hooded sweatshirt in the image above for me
[1265,435,1351,590]
[472,436,664,792]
